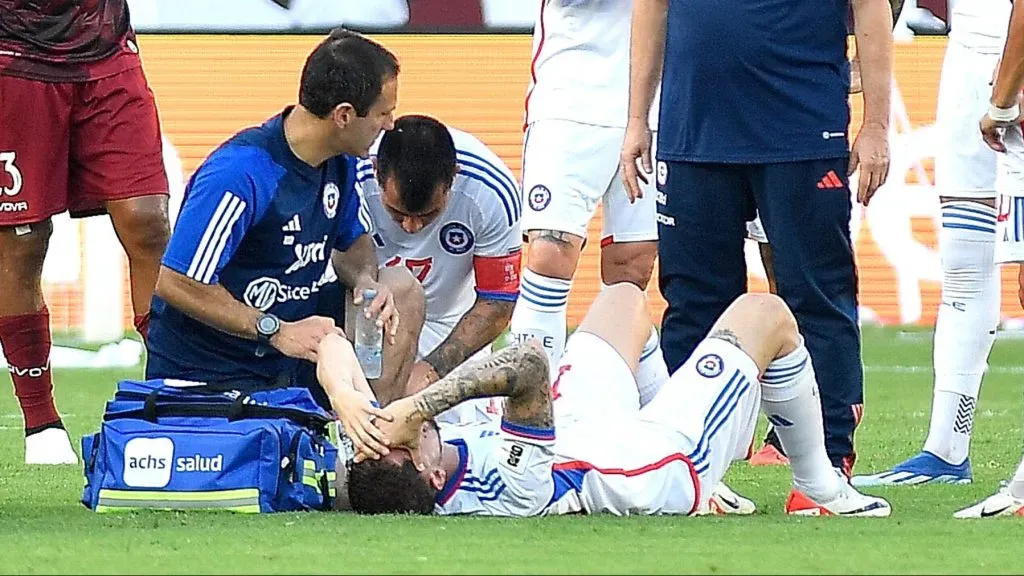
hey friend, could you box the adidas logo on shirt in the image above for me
[281,215,302,233]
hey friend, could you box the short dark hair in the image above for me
[376,115,457,214]
[299,28,399,118]
[347,458,437,515]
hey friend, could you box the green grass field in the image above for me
[2,327,1024,574]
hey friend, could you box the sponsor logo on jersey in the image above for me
[696,353,724,378]
[528,185,552,211]
[243,267,336,312]
[323,182,340,219]
[123,437,174,488]
[284,235,329,274]
[439,222,475,255]
[657,161,668,187]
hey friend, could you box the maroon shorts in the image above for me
[0,64,169,226]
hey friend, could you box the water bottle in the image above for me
[354,288,383,379]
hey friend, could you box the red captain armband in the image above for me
[474,251,521,301]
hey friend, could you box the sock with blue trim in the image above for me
[923,201,998,466]
[761,341,840,502]
[510,269,571,379]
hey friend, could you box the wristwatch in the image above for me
[256,313,281,345]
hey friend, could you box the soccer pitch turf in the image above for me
[2,327,1024,574]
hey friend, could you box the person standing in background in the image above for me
[622,0,894,482]
[0,0,171,464]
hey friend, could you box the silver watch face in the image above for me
[258,314,279,336]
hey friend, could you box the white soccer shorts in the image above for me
[548,332,759,515]
[935,41,1000,198]
[521,119,658,243]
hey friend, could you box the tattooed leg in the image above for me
[705,293,802,374]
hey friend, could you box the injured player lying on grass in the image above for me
[322,286,891,517]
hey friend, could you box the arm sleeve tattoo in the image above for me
[413,343,553,428]
[423,298,516,378]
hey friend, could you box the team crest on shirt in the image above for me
[322,183,340,219]
[439,222,475,255]
[656,161,668,187]
[528,185,552,211]
[696,353,724,378]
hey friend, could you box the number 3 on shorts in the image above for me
[0,152,23,196]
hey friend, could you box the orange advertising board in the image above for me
[39,34,1024,332]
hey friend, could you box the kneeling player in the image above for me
[355,115,521,417]
[336,286,891,517]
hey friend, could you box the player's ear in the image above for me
[427,467,446,491]
[330,102,357,129]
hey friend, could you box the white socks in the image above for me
[636,327,668,406]
[924,202,999,465]
[760,342,841,502]
[510,269,571,379]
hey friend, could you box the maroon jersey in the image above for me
[0,0,139,82]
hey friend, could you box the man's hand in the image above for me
[270,316,342,362]
[620,118,654,203]
[361,395,425,464]
[332,388,393,463]
[353,280,399,345]
[849,124,890,206]
[405,360,440,397]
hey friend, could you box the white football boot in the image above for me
[695,482,757,516]
[785,473,891,517]
[954,486,1024,519]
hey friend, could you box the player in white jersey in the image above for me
[511,0,665,400]
[956,0,1024,518]
[338,285,891,518]
[355,115,521,421]
[853,0,1013,488]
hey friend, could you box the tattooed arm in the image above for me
[376,343,552,451]
[407,298,515,394]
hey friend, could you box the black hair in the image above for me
[347,458,438,515]
[299,28,400,118]
[376,115,457,213]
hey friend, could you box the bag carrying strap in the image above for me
[106,390,332,432]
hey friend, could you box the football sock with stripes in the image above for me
[636,327,668,407]
[760,341,841,502]
[509,269,570,380]
[924,201,998,466]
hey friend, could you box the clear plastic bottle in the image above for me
[354,288,383,379]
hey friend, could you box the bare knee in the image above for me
[109,196,170,259]
[0,222,51,278]
[712,293,800,368]
[525,230,584,280]
[600,241,656,288]
[0,222,52,312]
[379,266,425,324]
